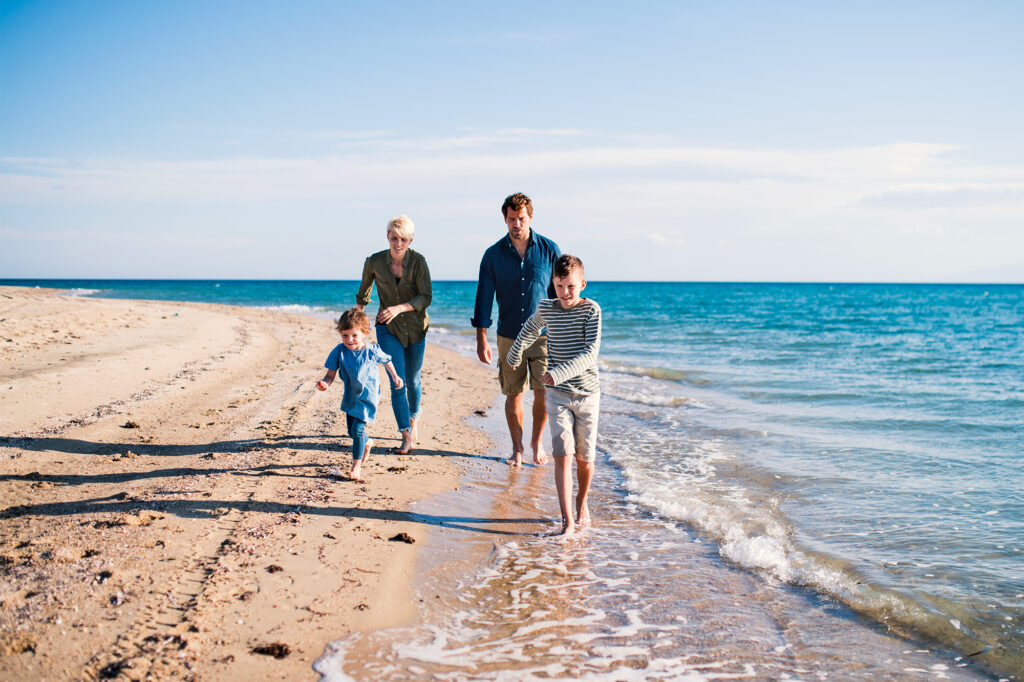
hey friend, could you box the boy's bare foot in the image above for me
[577,501,591,527]
[504,451,524,467]
[549,520,575,537]
[531,442,548,466]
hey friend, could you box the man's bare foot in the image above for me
[504,452,524,467]
[531,442,548,466]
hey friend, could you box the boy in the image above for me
[506,255,601,536]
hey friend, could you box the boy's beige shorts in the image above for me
[545,389,600,462]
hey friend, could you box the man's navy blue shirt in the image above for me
[472,230,562,339]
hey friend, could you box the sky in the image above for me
[1,0,1022,282]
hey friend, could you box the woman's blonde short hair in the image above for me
[387,215,415,240]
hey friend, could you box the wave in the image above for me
[258,303,340,319]
[610,448,1021,676]
[60,288,101,297]
[606,390,700,408]
[600,359,712,386]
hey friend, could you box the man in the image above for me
[472,192,561,467]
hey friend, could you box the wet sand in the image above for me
[0,286,497,680]
[316,401,993,680]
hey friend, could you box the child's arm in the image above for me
[383,361,404,390]
[316,369,338,391]
[545,305,602,386]
[506,311,545,370]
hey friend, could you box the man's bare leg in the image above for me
[504,393,525,467]
[530,387,548,465]
[552,455,576,536]
[575,457,594,527]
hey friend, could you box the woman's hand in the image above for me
[378,304,413,325]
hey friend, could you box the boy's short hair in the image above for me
[387,215,415,240]
[337,307,371,334]
[553,254,584,279]
[501,192,533,219]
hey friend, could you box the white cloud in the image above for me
[2,131,1022,281]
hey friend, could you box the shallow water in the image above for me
[314,397,989,680]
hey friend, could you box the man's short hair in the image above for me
[501,193,533,219]
[553,254,584,279]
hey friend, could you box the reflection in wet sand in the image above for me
[315,400,985,680]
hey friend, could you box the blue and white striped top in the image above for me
[507,298,601,395]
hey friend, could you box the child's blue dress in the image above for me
[324,343,392,422]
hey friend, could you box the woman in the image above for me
[356,215,431,454]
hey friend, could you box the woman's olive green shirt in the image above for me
[356,249,432,347]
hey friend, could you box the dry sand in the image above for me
[0,286,498,680]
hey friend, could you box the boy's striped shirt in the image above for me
[507,298,601,395]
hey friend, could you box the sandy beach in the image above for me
[0,286,497,680]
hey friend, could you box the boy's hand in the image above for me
[315,380,328,391]
[393,377,404,390]
[541,372,554,386]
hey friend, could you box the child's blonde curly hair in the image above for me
[336,307,371,334]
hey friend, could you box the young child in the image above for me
[316,307,403,482]
[507,255,601,537]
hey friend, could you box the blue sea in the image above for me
[6,279,1022,679]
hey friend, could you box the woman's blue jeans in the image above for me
[375,324,425,433]
[346,414,367,461]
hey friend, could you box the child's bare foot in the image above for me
[576,501,591,527]
[531,442,548,466]
[549,520,575,537]
[505,451,524,467]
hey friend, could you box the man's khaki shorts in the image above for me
[497,335,547,395]
[546,389,600,462]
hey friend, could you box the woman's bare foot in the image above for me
[394,431,414,455]
[363,438,374,461]
[505,451,524,467]
[350,461,364,482]
[409,417,418,444]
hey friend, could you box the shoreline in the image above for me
[0,286,498,680]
